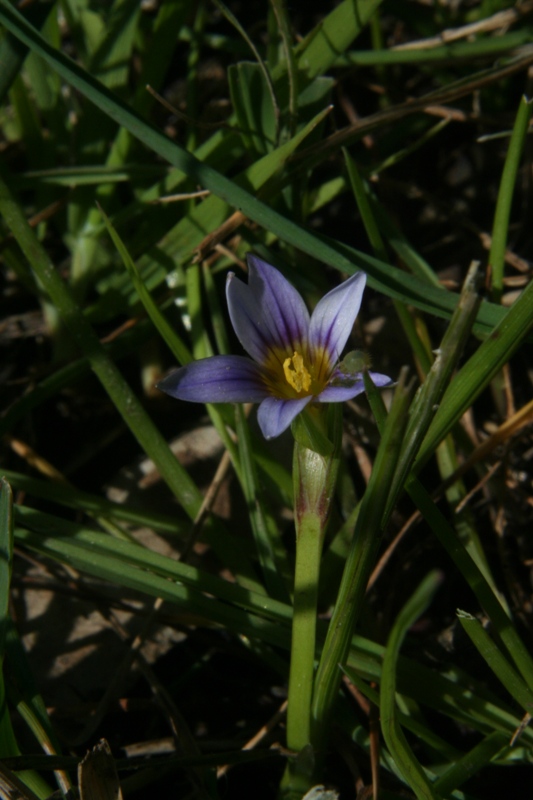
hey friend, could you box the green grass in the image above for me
[1,1,533,798]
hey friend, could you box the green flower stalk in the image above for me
[281,404,342,797]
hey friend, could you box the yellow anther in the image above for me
[283,351,311,393]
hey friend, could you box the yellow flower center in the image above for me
[283,351,312,394]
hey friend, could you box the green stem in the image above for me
[280,511,323,799]
[281,408,342,798]
[286,512,322,752]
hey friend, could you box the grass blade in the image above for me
[489,95,533,303]
[97,203,193,366]
[457,610,533,713]
[0,0,514,333]
[434,731,509,796]
[0,171,202,519]
[408,480,533,694]
[415,276,533,469]
[380,570,443,799]
[386,263,481,518]
[312,371,413,740]
[0,479,13,657]
[0,481,52,799]
[0,480,19,761]
[14,506,291,628]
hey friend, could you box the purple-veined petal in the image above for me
[308,271,366,365]
[247,255,310,346]
[317,370,393,402]
[157,355,269,403]
[226,255,310,363]
[226,274,270,364]
[257,395,312,439]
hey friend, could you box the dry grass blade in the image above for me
[216,700,287,778]
[439,397,533,495]
[78,739,123,800]
[392,0,533,50]
[0,766,42,800]
[296,52,533,162]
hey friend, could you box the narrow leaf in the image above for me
[380,571,443,800]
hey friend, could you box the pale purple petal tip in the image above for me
[318,371,393,403]
[157,355,269,404]
[226,255,310,363]
[309,271,366,362]
[366,372,394,388]
[317,381,366,403]
[256,395,312,439]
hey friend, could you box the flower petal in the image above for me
[257,395,312,439]
[308,271,366,364]
[157,356,269,403]
[317,370,393,402]
[226,255,310,363]
[366,371,394,388]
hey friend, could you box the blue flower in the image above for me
[158,255,392,439]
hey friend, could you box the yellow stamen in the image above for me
[283,351,311,393]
